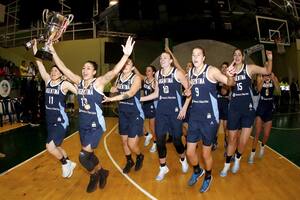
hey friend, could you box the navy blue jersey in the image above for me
[156,67,182,114]
[116,73,144,119]
[188,64,219,122]
[143,78,157,108]
[45,80,68,126]
[217,82,230,104]
[258,80,274,108]
[77,78,106,131]
[229,64,254,112]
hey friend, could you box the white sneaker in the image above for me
[155,166,169,181]
[180,157,189,173]
[220,163,230,177]
[144,133,153,147]
[149,143,157,153]
[259,146,265,158]
[231,156,241,174]
[62,162,71,178]
[67,160,77,178]
[248,152,255,164]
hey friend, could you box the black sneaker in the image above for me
[123,160,134,174]
[134,154,144,171]
[86,172,100,193]
[99,169,109,189]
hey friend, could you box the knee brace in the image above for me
[173,137,185,155]
[79,150,99,172]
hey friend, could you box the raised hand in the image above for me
[266,50,273,61]
[32,39,38,55]
[226,60,236,77]
[122,36,135,56]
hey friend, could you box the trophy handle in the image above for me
[66,14,74,24]
[42,9,49,24]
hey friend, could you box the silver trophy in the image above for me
[25,9,74,61]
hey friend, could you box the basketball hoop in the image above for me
[275,38,286,54]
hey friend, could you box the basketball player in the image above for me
[220,49,272,177]
[33,39,77,178]
[141,51,191,181]
[134,65,157,152]
[103,58,144,173]
[49,37,135,192]
[248,72,279,163]
[179,47,235,193]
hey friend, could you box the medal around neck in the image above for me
[84,103,91,110]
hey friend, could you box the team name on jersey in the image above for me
[78,88,93,95]
[117,83,130,90]
[45,88,59,95]
[144,84,152,90]
[158,78,173,84]
[190,77,205,85]
[235,74,246,81]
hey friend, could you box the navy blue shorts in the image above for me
[119,111,144,138]
[218,102,228,120]
[47,123,67,146]
[79,127,104,149]
[227,109,256,130]
[143,104,156,119]
[256,105,273,122]
[187,119,218,146]
[155,113,182,140]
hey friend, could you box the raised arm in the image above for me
[165,46,185,73]
[271,73,280,92]
[103,75,141,102]
[256,75,263,92]
[49,44,82,85]
[209,64,235,86]
[97,36,135,86]
[62,81,78,95]
[32,39,50,83]
[249,50,273,76]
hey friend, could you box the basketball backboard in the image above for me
[256,15,290,46]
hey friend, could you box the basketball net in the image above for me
[275,38,286,54]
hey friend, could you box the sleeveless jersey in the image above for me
[116,73,144,119]
[143,78,157,110]
[229,64,254,112]
[45,80,68,126]
[156,67,182,114]
[258,80,274,108]
[77,78,106,131]
[188,64,219,122]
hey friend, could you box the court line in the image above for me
[104,124,158,200]
[271,127,300,131]
[250,136,300,170]
[273,111,300,116]
[0,131,79,176]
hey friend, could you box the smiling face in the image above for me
[192,48,205,68]
[50,66,62,81]
[233,49,244,65]
[82,62,96,80]
[145,66,155,79]
[160,52,172,69]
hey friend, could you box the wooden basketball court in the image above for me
[0,117,299,200]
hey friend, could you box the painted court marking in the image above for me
[271,126,300,131]
[0,131,79,176]
[104,124,158,200]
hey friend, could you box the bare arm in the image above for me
[256,75,263,92]
[32,39,50,83]
[96,36,135,86]
[271,73,280,92]
[209,66,235,86]
[177,96,191,120]
[62,81,78,95]
[50,44,82,85]
[165,46,185,73]
[103,75,141,102]
[133,66,145,79]
[249,50,273,76]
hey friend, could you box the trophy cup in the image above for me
[25,9,74,61]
